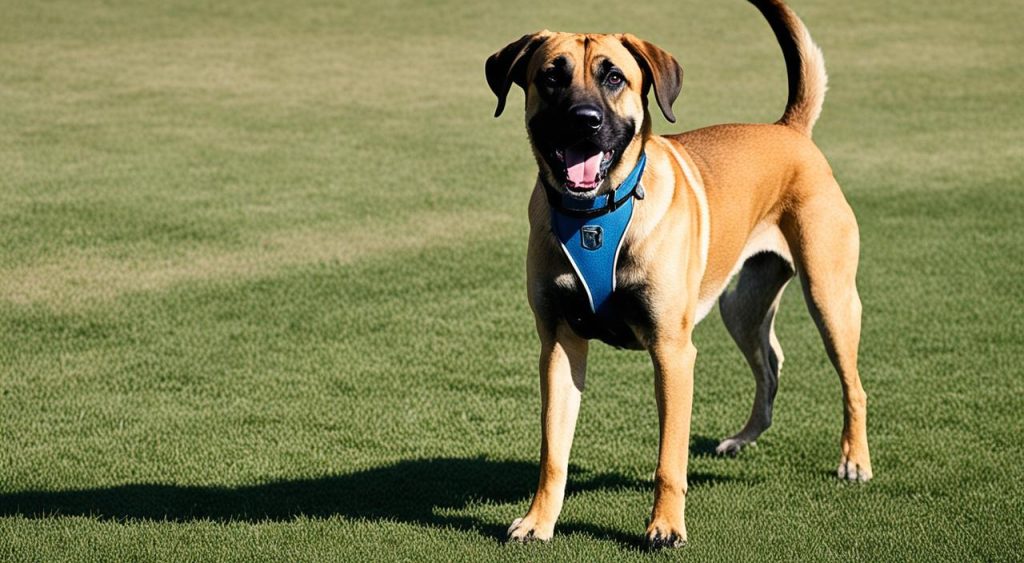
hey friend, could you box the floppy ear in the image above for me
[485,31,550,118]
[618,34,683,123]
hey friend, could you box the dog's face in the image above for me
[487,31,682,197]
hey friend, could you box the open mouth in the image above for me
[553,142,615,193]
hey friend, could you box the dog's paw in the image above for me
[506,516,553,543]
[715,435,756,456]
[837,456,873,482]
[644,519,687,550]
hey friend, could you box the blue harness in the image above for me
[548,153,646,325]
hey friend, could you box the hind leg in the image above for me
[783,183,873,481]
[717,252,794,455]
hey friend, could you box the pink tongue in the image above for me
[565,146,604,187]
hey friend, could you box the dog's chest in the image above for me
[545,250,650,349]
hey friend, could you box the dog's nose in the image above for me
[571,104,603,132]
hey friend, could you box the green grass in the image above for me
[1,0,1022,560]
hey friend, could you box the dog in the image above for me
[485,0,872,548]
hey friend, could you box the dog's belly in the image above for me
[695,221,793,323]
[548,221,791,344]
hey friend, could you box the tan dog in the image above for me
[486,0,872,548]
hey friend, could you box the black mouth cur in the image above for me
[486,0,872,549]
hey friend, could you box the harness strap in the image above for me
[550,153,646,319]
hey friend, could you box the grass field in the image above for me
[1,0,1022,560]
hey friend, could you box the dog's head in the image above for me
[487,31,681,197]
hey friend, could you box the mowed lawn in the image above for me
[1,0,1022,560]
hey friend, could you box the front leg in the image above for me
[645,332,697,549]
[507,322,587,542]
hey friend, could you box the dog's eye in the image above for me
[542,71,562,87]
[605,72,625,87]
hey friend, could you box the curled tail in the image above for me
[749,0,828,137]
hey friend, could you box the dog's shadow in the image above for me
[0,455,735,548]
[689,434,724,458]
